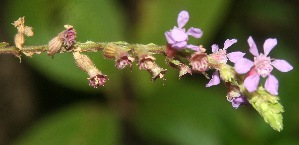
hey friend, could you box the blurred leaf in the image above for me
[13,102,120,145]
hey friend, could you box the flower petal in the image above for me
[211,44,219,53]
[272,59,293,72]
[265,74,278,95]
[263,38,277,56]
[232,96,248,109]
[172,41,187,49]
[206,71,220,87]
[165,31,175,44]
[170,27,188,42]
[223,39,237,50]
[186,44,200,51]
[227,51,246,63]
[248,36,259,56]
[234,58,254,74]
[186,27,203,38]
[244,74,260,93]
[177,10,189,28]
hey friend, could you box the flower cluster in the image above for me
[165,10,293,109]
[5,12,293,131]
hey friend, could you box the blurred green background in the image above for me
[0,0,298,145]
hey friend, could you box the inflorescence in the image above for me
[0,11,293,131]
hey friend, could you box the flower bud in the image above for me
[189,52,209,72]
[48,31,64,56]
[73,51,108,88]
[103,44,117,59]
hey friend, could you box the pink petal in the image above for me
[165,32,175,44]
[265,74,278,95]
[206,71,220,87]
[227,51,246,63]
[186,44,200,51]
[263,38,277,56]
[248,36,259,56]
[177,11,189,28]
[170,27,188,42]
[244,74,260,93]
[272,59,293,72]
[186,27,203,38]
[234,58,254,74]
[223,39,237,50]
[211,44,219,53]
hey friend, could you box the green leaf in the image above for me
[13,102,120,145]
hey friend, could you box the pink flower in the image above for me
[206,39,244,87]
[165,10,203,51]
[234,36,293,95]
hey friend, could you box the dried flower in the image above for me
[48,25,76,56]
[88,74,108,88]
[233,36,293,95]
[12,17,34,50]
[73,51,108,88]
[138,55,166,81]
[165,10,203,51]
[103,44,134,69]
[116,55,134,69]
[63,25,76,50]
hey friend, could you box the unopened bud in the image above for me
[103,44,117,59]
[189,52,209,72]
[48,31,64,56]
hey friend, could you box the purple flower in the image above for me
[233,36,293,95]
[165,10,203,51]
[229,95,248,109]
[206,39,244,87]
